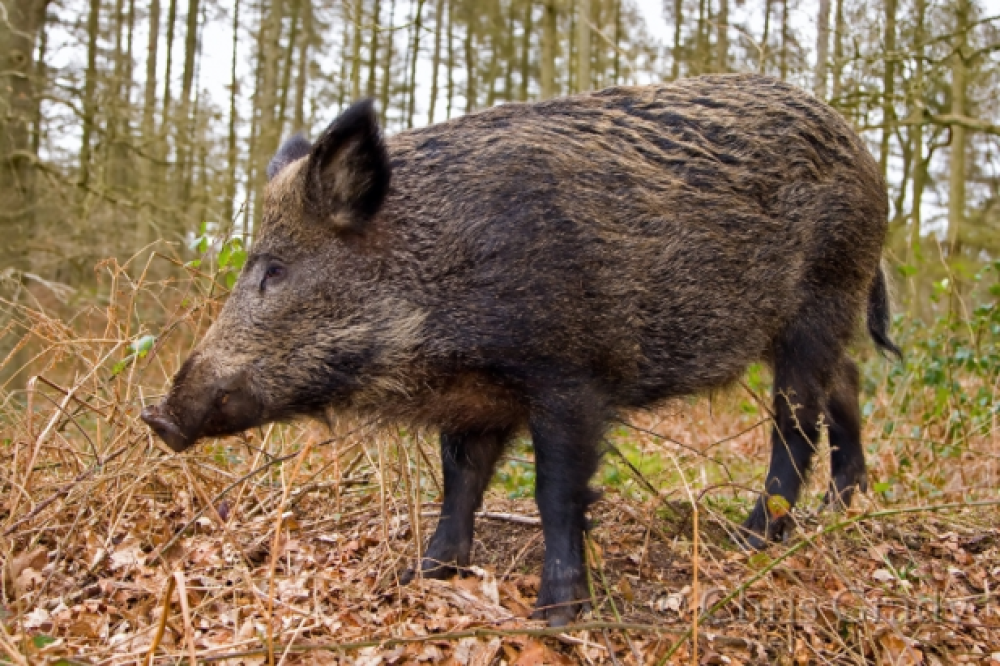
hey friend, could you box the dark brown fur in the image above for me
[142,74,899,626]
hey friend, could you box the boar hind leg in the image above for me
[824,356,867,509]
[742,327,836,549]
[401,428,509,583]
[529,388,604,627]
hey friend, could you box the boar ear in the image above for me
[268,133,312,181]
[303,99,391,233]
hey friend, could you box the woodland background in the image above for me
[1,0,1000,663]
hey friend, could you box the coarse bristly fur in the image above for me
[142,75,900,627]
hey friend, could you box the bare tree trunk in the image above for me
[175,0,201,206]
[337,4,349,109]
[277,0,302,135]
[446,0,455,116]
[906,0,926,295]
[671,0,682,79]
[814,0,830,97]
[367,0,381,97]
[567,0,576,91]
[613,0,616,85]
[577,0,590,91]
[831,0,844,100]
[694,0,706,75]
[485,2,502,106]
[760,0,771,74]
[500,2,513,101]
[779,0,788,79]
[540,0,556,98]
[428,0,446,121]
[252,0,285,227]
[464,8,477,111]
[407,0,425,126]
[717,0,728,73]
[879,0,896,176]
[520,0,533,99]
[295,1,311,128]
[31,0,50,157]
[80,0,101,186]
[160,0,178,139]
[1,0,46,258]
[947,0,969,262]
[350,0,364,99]
[0,0,47,389]
[224,0,241,224]
[380,0,396,123]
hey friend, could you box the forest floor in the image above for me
[3,402,999,666]
[2,266,1000,665]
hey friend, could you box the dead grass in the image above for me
[1,256,999,665]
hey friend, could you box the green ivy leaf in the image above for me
[766,495,790,518]
[129,335,157,358]
[873,481,891,493]
[32,635,57,648]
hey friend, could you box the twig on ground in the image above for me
[142,574,176,666]
[656,498,1000,664]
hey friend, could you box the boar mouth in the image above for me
[141,404,195,452]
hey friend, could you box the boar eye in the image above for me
[260,263,286,292]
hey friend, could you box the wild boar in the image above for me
[142,73,900,626]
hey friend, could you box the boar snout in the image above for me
[141,404,191,452]
[142,362,260,452]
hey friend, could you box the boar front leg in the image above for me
[529,388,604,627]
[401,428,509,583]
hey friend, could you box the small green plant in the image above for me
[111,334,157,376]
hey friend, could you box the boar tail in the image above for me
[867,267,902,361]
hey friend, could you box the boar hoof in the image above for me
[400,559,461,585]
[738,505,794,551]
[822,471,868,511]
[531,576,590,626]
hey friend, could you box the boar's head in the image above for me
[142,99,407,452]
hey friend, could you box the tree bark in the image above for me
[694,0,706,75]
[175,0,201,205]
[380,0,396,124]
[814,0,830,97]
[160,0,178,139]
[520,0,533,100]
[224,0,241,224]
[428,0,446,120]
[277,0,302,135]
[779,0,788,79]
[947,0,969,262]
[831,0,844,100]
[350,0,364,99]
[79,0,101,186]
[879,0,897,176]
[540,0,556,98]
[906,0,926,293]
[0,0,46,261]
[613,0,621,83]
[446,0,455,117]
[0,0,46,388]
[464,6,477,111]
[295,0,311,128]
[367,0,381,97]
[577,0,590,91]
[717,0,729,73]
[252,0,285,227]
[407,0,425,126]
[760,0,771,74]
[671,0,682,79]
